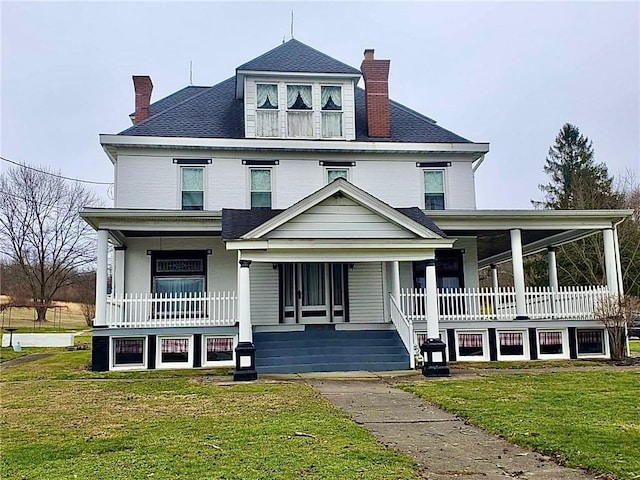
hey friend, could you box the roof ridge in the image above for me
[236,38,360,74]
[119,77,234,134]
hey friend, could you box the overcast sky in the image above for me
[1,1,638,208]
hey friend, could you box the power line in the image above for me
[0,156,113,185]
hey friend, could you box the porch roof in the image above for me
[426,209,633,267]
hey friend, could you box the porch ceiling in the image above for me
[425,209,633,268]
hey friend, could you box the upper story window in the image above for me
[250,168,272,208]
[321,86,342,138]
[326,168,349,183]
[287,85,313,137]
[181,167,204,210]
[256,84,279,138]
[424,170,445,210]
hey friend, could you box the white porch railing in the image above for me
[105,292,237,328]
[400,285,609,322]
[389,294,415,369]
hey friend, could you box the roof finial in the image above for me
[189,60,193,86]
[290,9,294,39]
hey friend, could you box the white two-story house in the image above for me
[82,39,631,379]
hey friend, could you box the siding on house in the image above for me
[114,152,477,211]
[250,262,280,325]
[348,262,385,323]
[123,237,236,294]
[267,196,415,239]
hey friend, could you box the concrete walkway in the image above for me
[307,378,597,480]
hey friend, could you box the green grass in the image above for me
[1,350,420,479]
[452,359,610,370]
[402,371,640,480]
[629,340,640,354]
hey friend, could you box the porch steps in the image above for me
[253,329,410,374]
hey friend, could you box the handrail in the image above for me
[105,291,237,328]
[399,285,609,322]
[389,294,415,369]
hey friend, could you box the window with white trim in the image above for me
[499,331,524,357]
[287,84,313,137]
[250,168,272,208]
[203,336,235,366]
[326,168,349,183]
[151,251,207,316]
[458,332,485,357]
[577,329,605,355]
[112,337,146,368]
[321,85,342,137]
[538,330,563,355]
[181,167,204,210]
[256,84,279,137]
[157,336,193,368]
[424,170,445,210]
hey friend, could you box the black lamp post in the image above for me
[420,338,450,377]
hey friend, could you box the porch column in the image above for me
[390,261,401,305]
[547,246,559,290]
[490,264,500,314]
[510,229,527,318]
[425,259,439,338]
[603,228,619,296]
[237,259,253,343]
[113,246,127,295]
[421,258,449,377]
[94,229,108,327]
[613,226,624,296]
[234,258,257,381]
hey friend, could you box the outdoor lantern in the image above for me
[420,338,450,377]
[233,341,257,381]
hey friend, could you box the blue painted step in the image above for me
[253,329,411,374]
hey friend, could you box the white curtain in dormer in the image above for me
[321,86,341,110]
[287,85,312,109]
[257,84,278,109]
[321,86,342,137]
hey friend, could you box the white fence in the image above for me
[105,292,237,328]
[389,294,415,368]
[400,285,609,322]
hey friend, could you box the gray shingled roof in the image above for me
[222,207,445,240]
[128,86,209,118]
[118,41,470,143]
[120,77,244,138]
[236,39,361,75]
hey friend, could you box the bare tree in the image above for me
[594,295,640,360]
[0,164,100,321]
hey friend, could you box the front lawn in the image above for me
[402,371,640,480]
[629,340,640,354]
[1,350,420,479]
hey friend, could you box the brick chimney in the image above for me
[360,49,390,138]
[132,75,153,125]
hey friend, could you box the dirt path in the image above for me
[308,379,598,480]
[0,353,52,368]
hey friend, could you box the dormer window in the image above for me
[257,84,278,109]
[287,85,313,137]
[321,86,342,137]
[256,84,279,137]
[251,81,351,139]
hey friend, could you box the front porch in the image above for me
[81,181,632,376]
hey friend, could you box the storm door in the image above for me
[280,263,348,323]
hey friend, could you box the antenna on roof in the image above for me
[189,60,193,86]
[291,9,294,39]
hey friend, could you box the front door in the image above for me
[281,263,348,323]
